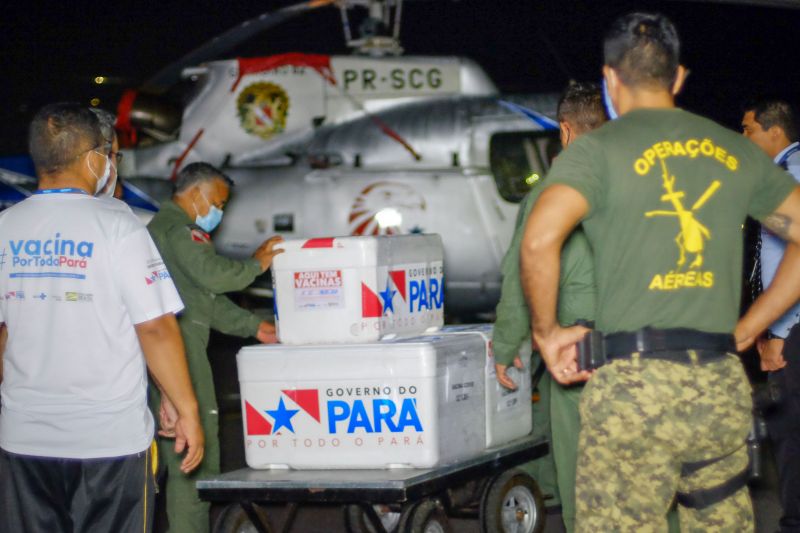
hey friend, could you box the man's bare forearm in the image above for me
[518,184,592,383]
[520,195,590,384]
[136,314,199,418]
[738,187,800,347]
[520,185,586,341]
[520,227,562,340]
[739,242,800,342]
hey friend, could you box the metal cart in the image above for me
[197,435,548,533]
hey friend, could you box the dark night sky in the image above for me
[2,0,800,154]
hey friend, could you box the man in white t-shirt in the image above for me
[0,102,204,533]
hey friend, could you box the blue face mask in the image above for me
[194,192,224,233]
[602,79,619,120]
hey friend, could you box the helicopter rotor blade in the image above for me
[667,0,800,7]
[141,0,336,94]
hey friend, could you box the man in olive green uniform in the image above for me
[494,82,604,532]
[148,162,283,533]
[522,12,800,532]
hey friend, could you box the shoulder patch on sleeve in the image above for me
[187,225,211,244]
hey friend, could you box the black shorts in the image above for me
[0,443,156,533]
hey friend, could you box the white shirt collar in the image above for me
[774,141,800,164]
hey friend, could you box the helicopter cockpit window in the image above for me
[490,131,560,203]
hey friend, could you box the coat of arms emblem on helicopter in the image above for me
[236,82,290,139]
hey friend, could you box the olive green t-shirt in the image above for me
[545,108,797,334]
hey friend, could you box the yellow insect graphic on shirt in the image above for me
[645,159,721,269]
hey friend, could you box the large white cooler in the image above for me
[237,334,486,469]
[438,325,533,448]
[271,235,444,345]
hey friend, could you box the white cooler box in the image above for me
[271,235,444,345]
[237,334,486,469]
[438,325,533,448]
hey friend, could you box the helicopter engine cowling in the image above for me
[116,89,182,146]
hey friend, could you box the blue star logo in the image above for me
[266,397,299,434]
[379,279,396,314]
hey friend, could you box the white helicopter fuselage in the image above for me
[127,55,499,172]
[121,54,559,315]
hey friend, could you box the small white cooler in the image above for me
[271,235,444,345]
[237,334,486,469]
[438,325,533,448]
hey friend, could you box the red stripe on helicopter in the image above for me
[115,89,139,148]
[232,53,334,92]
[169,129,205,182]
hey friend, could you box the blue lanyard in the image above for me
[35,188,89,195]
[778,143,800,170]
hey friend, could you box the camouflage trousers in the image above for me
[575,352,754,533]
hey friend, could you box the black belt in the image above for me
[676,468,750,509]
[604,328,736,363]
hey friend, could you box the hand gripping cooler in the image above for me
[438,325,533,448]
[271,235,444,345]
[237,334,486,469]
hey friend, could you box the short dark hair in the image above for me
[29,102,105,174]
[744,98,799,142]
[174,162,234,194]
[557,82,607,133]
[604,12,680,89]
[89,107,117,144]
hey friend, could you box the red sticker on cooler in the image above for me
[293,270,344,310]
[301,237,335,248]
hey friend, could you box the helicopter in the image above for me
[114,0,561,316]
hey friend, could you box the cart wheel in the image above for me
[396,501,421,533]
[213,502,271,533]
[344,503,402,533]
[480,469,544,533]
[403,499,452,533]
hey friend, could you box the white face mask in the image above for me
[98,160,118,198]
[88,151,111,194]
